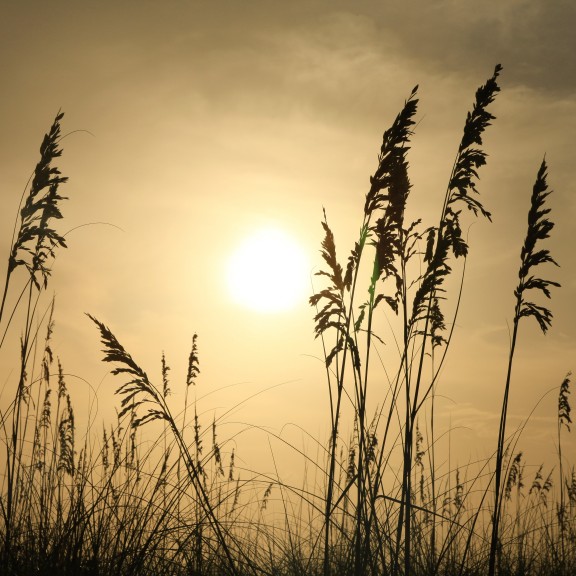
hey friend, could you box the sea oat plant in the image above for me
[1,71,574,576]
[310,65,502,576]
[88,316,246,576]
[0,112,69,569]
[556,372,572,571]
[488,159,561,576]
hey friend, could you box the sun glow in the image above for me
[226,227,310,314]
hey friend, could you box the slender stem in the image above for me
[0,269,13,329]
[323,217,368,576]
[489,305,520,576]
[558,403,565,570]
[354,270,377,576]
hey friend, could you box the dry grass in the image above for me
[1,69,574,576]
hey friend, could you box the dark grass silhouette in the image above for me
[0,69,574,576]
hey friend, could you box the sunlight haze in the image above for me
[226,227,310,313]
[1,3,575,559]
[1,0,574,467]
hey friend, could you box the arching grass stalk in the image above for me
[310,86,418,576]
[488,159,560,576]
[310,65,502,576]
[0,111,68,328]
[1,112,68,568]
[354,85,419,576]
[88,316,242,576]
[397,64,502,576]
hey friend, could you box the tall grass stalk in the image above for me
[399,64,501,576]
[488,159,560,576]
[557,372,571,571]
[310,65,503,576]
[88,316,242,576]
[0,112,68,568]
[1,74,573,576]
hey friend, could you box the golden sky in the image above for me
[1,0,574,472]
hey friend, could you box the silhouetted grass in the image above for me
[1,69,574,576]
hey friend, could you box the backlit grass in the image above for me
[1,67,574,576]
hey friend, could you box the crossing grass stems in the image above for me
[0,68,574,575]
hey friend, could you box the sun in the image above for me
[226,227,310,314]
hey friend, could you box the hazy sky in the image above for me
[1,0,574,471]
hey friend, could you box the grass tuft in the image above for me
[1,72,574,576]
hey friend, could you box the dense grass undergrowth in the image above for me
[1,68,574,576]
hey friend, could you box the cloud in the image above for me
[343,0,576,96]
